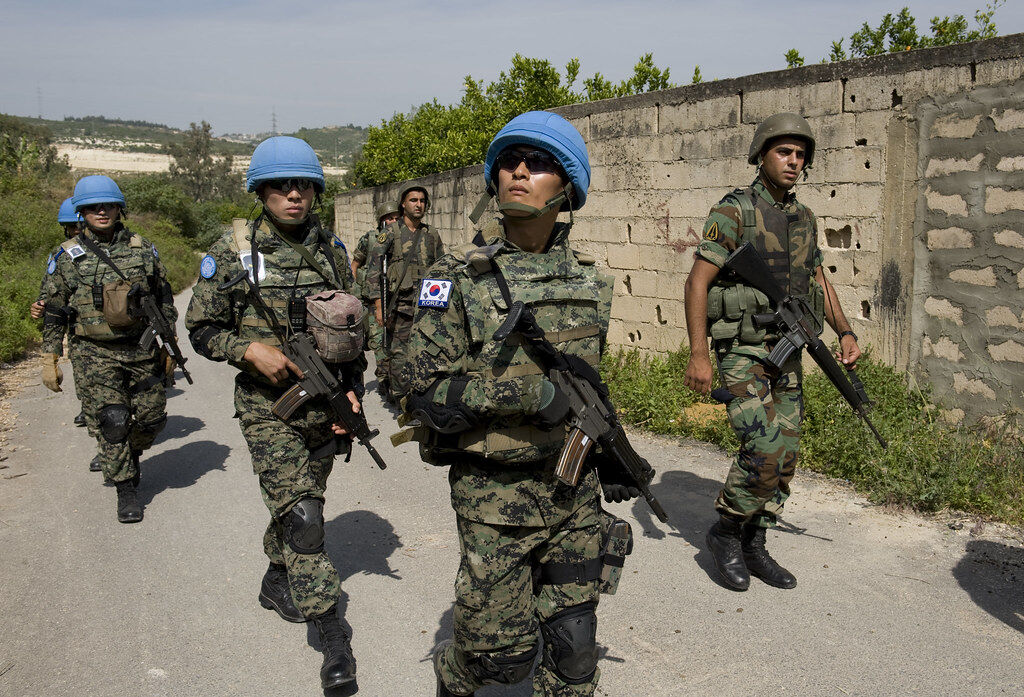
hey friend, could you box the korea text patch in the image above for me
[418,278,452,309]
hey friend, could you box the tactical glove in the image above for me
[594,452,641,503]
[533,379,570,430]
[41,352,63,392]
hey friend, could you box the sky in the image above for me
[2,0,1022,135]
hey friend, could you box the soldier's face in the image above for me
[761,137,807,190]
[260,182,314,225]
[402,192,426,221]
[380,212,400,227]
[80,203,121,233]
[495,146,567,217]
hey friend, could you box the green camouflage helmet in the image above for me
[375,201,398,222]
[747,112,816,167]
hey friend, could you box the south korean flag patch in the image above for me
[418,278,452,309]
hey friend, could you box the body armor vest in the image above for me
[60,230,154,341]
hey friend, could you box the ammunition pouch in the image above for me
[706,283,771,343]
[598,512,633,595]
[305,289,365,363]
[100,279,141,329]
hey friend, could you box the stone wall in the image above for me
[336,34,1024,424]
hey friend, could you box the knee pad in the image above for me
[136,414,167,437]
[466,644,537,686]
[97,404,132,444]
[284,498,324,554]
[540,602,598,685]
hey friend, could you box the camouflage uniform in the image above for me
[41,226,173,483]
[364,219,443,397]
[185,216,365,619]
[696,176,825,529]
[405,220,613,696]
[352,228,384,360]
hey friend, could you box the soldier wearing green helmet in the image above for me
[351,202,400,383]
[683,112,862,591]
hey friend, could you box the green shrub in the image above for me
[602,345,1024,524]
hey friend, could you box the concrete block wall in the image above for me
[337,34,1024,424]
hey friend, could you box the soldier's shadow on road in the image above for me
[154,415,205,443]
[953,538,1024,635]
[304,510,403,694]
[139,439,229,506]
[630,468,740,590]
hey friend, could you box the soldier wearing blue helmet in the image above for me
[186,135,364,691]
[40,176,176,522]
[401,111,630,696]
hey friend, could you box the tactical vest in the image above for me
[382,222,433,302]
[418,224,613,464]
[228,217,344,348]
[60,231,155,341]
[707,188,824,343]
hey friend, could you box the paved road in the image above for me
[1,291,1023,697]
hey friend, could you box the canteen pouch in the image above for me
[305,290,366,363]
[707,284,770,343]
[101,279,138,329]
[598,513,633,595]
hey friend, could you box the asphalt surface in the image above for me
[1,290,1023,697]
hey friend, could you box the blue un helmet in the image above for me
[246,136,325,194]
[57,197,78,224]
[473,111,590,222]
[72,175,126,212]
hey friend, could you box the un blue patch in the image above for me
[418,278,453,309]
[46,255,56,275]
[151,244,159,259]
[200,255,217,279]
[332,235,346,249]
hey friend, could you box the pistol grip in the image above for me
[272,384,309,420]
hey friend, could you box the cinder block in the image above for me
[1019,266,1024,289]
[635,243,685,272]
[659,95,740,133]
[627,218,667,246]
[799,183,883,218]
[922,336,964,362]
[610,295,653,323]
[926,227,974,250]
[576,218,628,244]
[925,188,968,216]
[992,108,1024,132]
[925,154,984,177]
[824,147,884,183]
[985,187,1024,215]
[989,340,1024,363]
[820,249,855,285]
[606,244,640,270]
[976,57,1024,85]
[808,112,857,149]
[653,326,688,353]
[628,273,660,298]
[853,111,891,146]
[952,372,997,400]
[679,127,753,160]
[949,267,997,286]
[986,306,1024,330]
[995,229,1024,248]
[924,296,964,325]
[929,113,982,139]
[589,107,659,140]
[743,81,843,123]
[996,156,1024,172]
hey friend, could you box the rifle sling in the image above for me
[77,234,131,282]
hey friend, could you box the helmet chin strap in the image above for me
[471,183,575,224]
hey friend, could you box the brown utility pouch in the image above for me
[305,290,366,362]
[101,279,138,328]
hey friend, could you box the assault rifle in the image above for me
[137,291,193,385]
[723,242,887,448]
[493,304,669,523]
[378,236,393,352]
[219,270,388,470]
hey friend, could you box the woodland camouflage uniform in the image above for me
[404,219,613,696]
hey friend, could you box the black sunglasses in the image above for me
[80,202,119,213]
[264,178,316,193]
[494,149,563,176]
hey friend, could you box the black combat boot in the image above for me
[115,481,143,523]
[74,411,87,427]
[258,563,306,623]
[741,526,797,589]
[89,454,102,472]
[706,516,749,590]
[434,640,474,697]
[312,607,356,690]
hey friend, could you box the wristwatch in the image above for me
[839,330,858,342]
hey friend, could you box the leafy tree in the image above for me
[167,120,236,202]
[785,49,805,68]
[0,113,67,175]
[353,53,675,186]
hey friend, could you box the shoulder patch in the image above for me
[376,232,388,244]
[151,244,159,259]
[66,244,86,260]
[332,235,346,249]
[200,255,217,279]
[46,255,56,275]
[704,221,719,241]
[418,278,453,309]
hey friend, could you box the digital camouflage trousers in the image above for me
[436,501,602,696]
[235,377,342,618]
[75,338,167,483]
[713,342,803,529]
